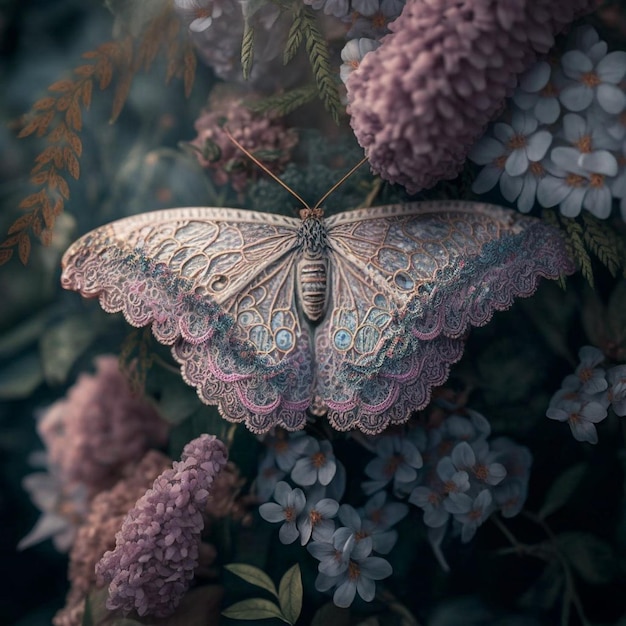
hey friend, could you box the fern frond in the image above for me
[246,84,318,117]
[4,5,196,266]
[581,212,623,277]
[560,214,594,287]
[284,10,304,65]
[299,5,342,124]
[241,18,255,80]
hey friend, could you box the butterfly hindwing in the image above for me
[317,201,575,433]
[61,207,313,433]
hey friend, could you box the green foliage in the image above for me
[581,211,624,277]
[246,85,318,118]
[241,19,255,81]
[223,563,303,624]
[538,463,588,520]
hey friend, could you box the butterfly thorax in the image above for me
[296,210,329,323]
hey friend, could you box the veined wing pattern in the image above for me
[316,201,575,433]
[61,207,315,432]
[61,202,575,434]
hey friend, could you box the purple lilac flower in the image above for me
[291,438,337,486]
[346,0,596,193]
[95,435,228,618]
[259,481,306,544]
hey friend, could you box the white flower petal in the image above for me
[596,51,626,83]
[596,84,626,115]
[537,175,570,207]
[568,419,598,444]
[526,130,553,161]
[499,171,524,201]
[551,146,585,173]
[517,175,538,212]
[471,165,503,194]
[583,186,613,219]
[505,150,529,177]
[561,50,593,78]
[534,97,560,124]
[468,137,505,164]
[560,83,594,112]
[559,188,586,218]
[579,150,618,176]
[563,113,587,143]
[519,61,551,92]
[493,123,515,143]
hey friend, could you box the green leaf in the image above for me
[39,315,95,385]
[278,564,302,624]
[557,532,617,584]
[0,351,43,399]
[224,563,279,598]
[560,215,594,287]
[246,85,318,118]
[222,598,286,622]
[241,18,255,81]
[284,11,303,64]
[581,211,622,277]
[0,310,48,357]
[538,463,587,520]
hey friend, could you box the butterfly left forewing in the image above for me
[61,207,313,433]
[318,201,575,434]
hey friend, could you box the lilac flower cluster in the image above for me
[190,92,298,193]
[546,345,626,444]
[257,431,405,608]
[346,0,596,194]
[19,355,169,552]
[470,25,626,220]
[95,434,228,617]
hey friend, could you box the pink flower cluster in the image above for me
[95,434,228,617]
[38,355,169,498]
[190,94,298,192]
[346,0,597,193]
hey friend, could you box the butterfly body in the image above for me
[61,202,575,434]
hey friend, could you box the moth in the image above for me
[61,177,575,434]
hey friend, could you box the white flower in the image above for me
[562,345,608,395]
[174,0,230,32]
[340,38,380,84]
[513,61,562,124]
[560,48,626,115]
[537,147,617,218]
[546,396,607,444]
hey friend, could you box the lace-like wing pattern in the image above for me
[61,207,313,433]
[61,202,575,435]
[317,202,576,432]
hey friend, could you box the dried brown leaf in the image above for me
[32,216,43,237]
[17,118,40,138]
[35,110,55,137]
[0,234,22,248]
[56,94,72,111]
[74,64,95,78]
[40,229,53,246]
[48,122,67,142]
[97,59,113,90]
[81,79,93,108]
[18,233,31,264]
[7,213,33,234]
[42,197,55,229]
[52,197,64,217]
[0,249,13,265]
[110,71,133,123]
[18,192,43,209]
[66,100,82,131]
[48,79,74,93]
[34,146,59,165]
[67,131,82,156]
[57,177,70,199]
[33,97,56,111]
[31,170,49,185]
[64,147,80,179]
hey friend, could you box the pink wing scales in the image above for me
[61,207,312,434]
[317,201,576,434]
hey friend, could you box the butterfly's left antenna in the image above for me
[312,156,368,210]
[222,126,310,210]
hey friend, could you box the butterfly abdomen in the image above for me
[297,258,328,322]
[297,215,329,322]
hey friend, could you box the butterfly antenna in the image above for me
[313,156,369,210]
[222,126,310,209]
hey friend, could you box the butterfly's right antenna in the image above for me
[223,126,310,210]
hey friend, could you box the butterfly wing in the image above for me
[318,201,576,434]
[61,207,313,433]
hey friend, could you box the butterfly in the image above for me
[60,194,575,435]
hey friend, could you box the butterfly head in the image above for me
[299,207,325,220]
